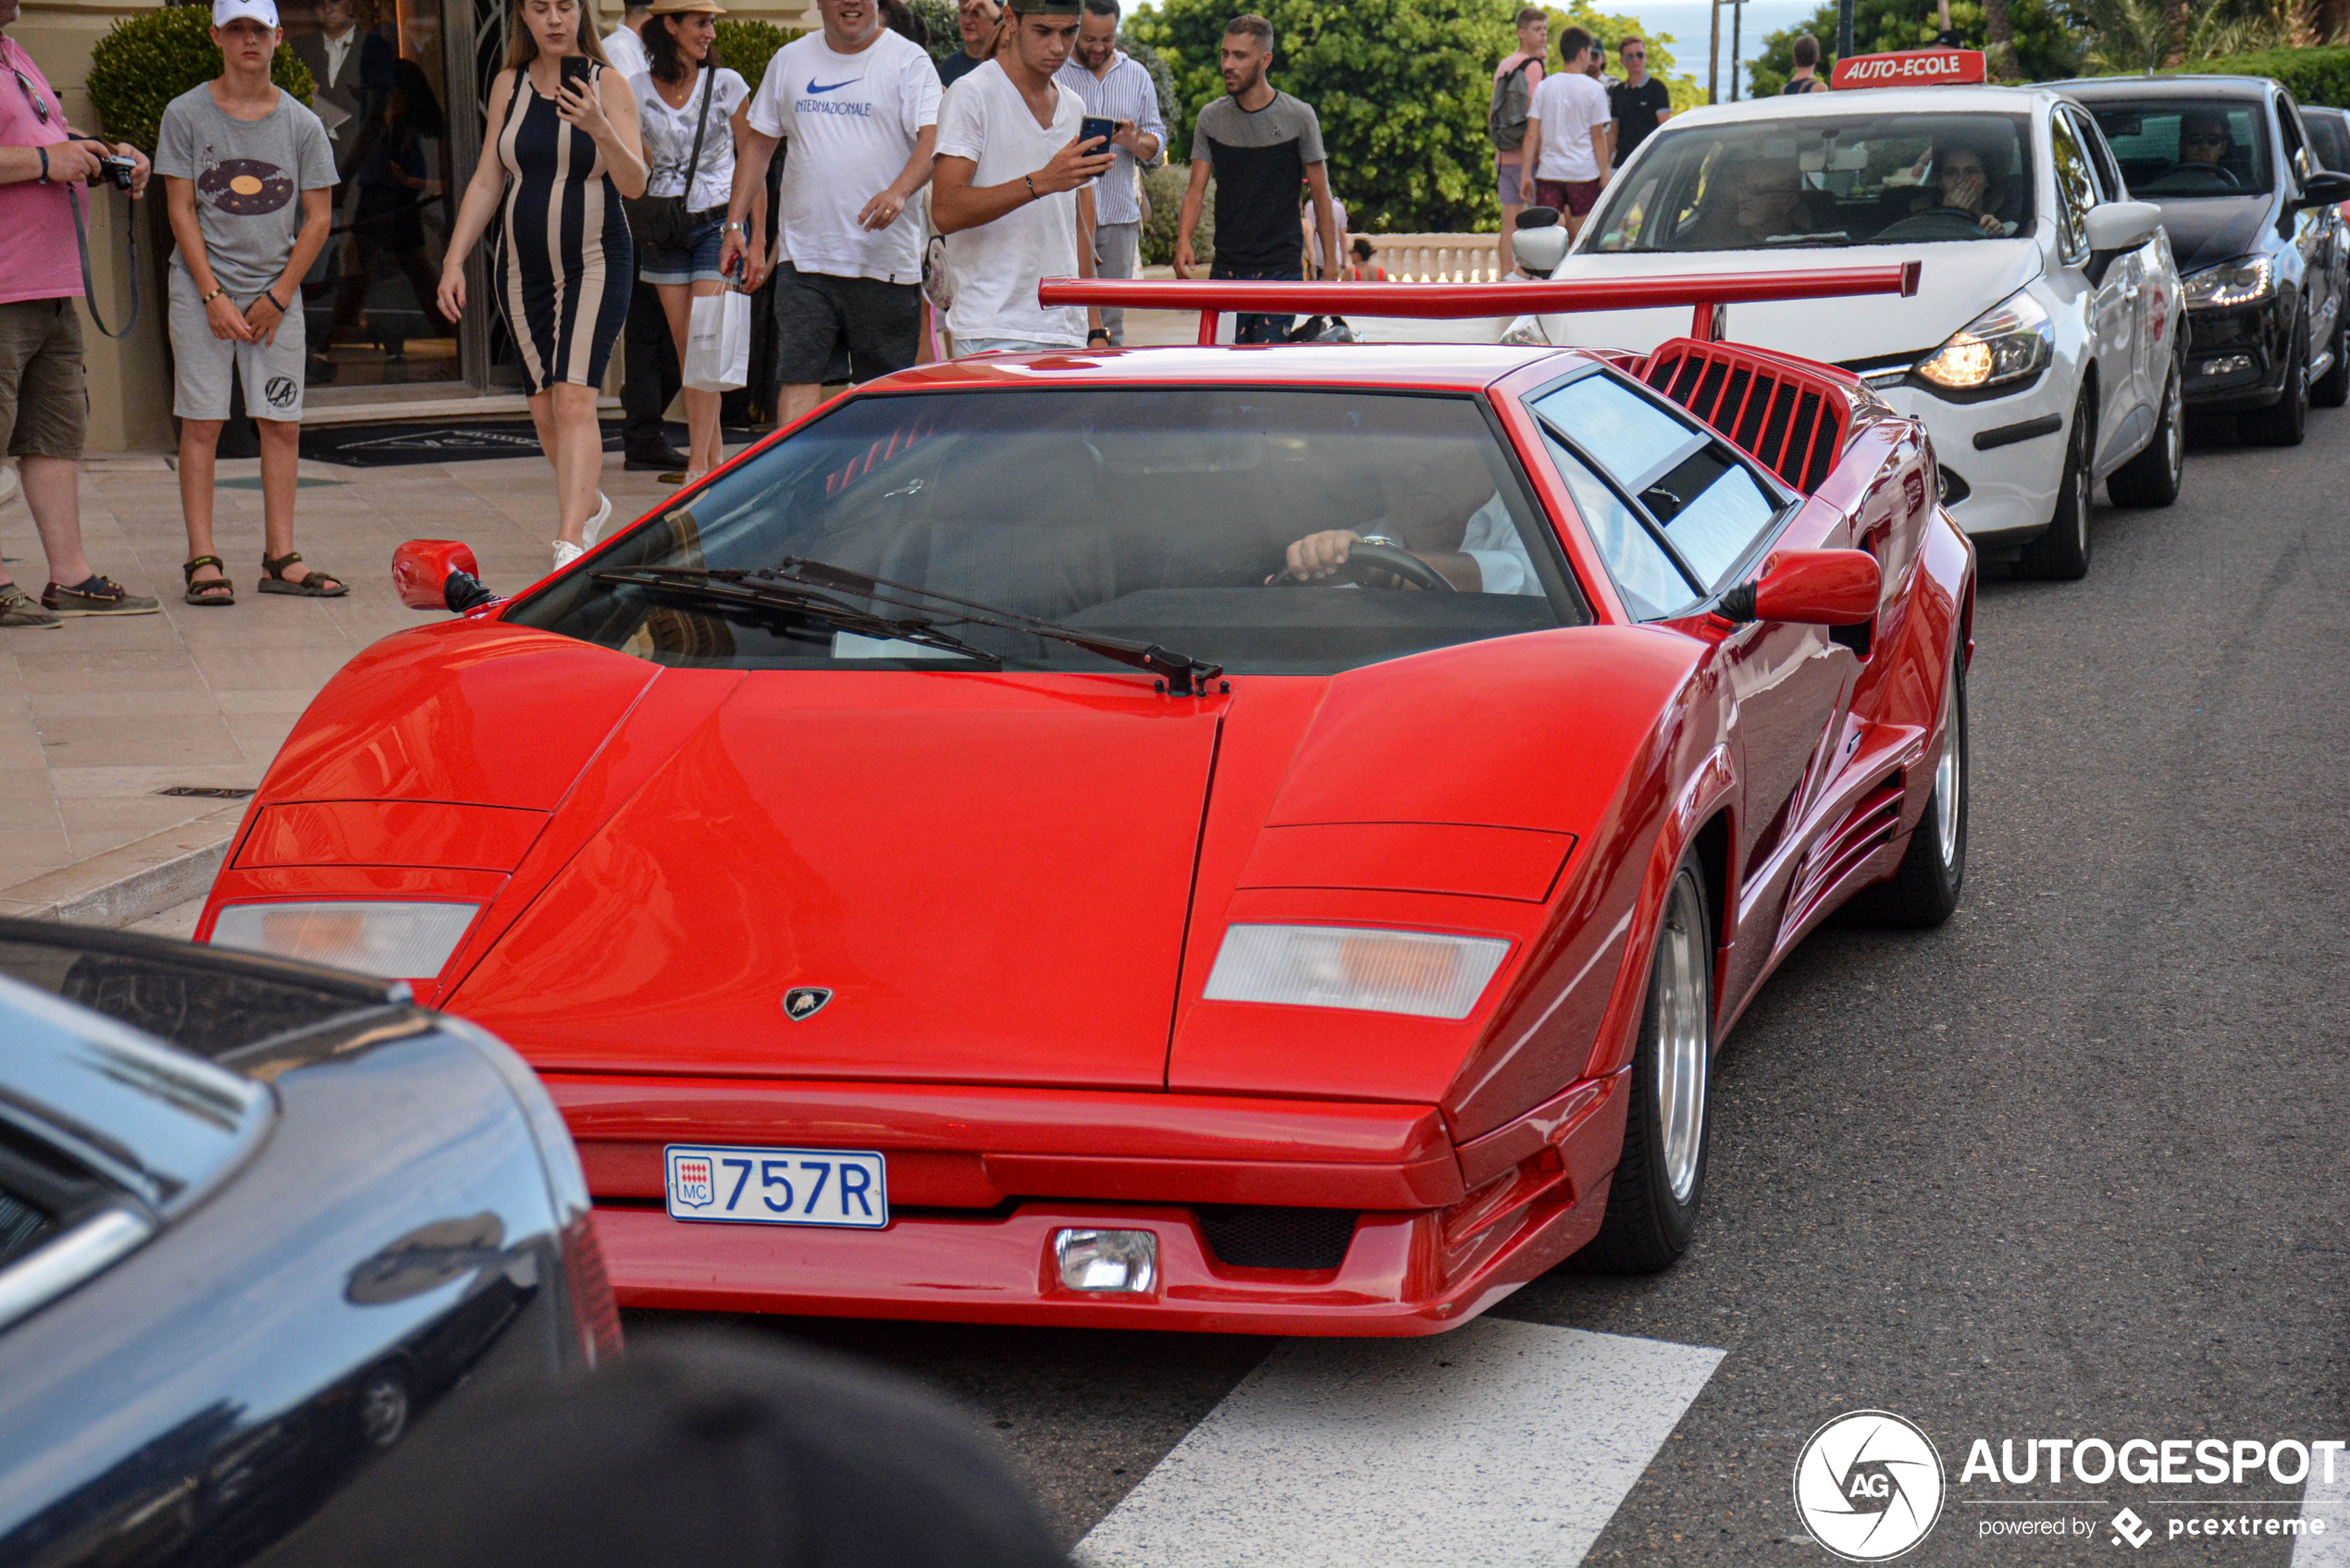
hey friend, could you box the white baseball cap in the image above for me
[213,0,281,27]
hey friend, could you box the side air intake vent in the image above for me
[1639,339,1857,495]
[1195,1205,1359,1271]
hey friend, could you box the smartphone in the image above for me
[559,55,595,96]
[1081,116,1118,165]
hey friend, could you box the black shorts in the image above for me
[773,265,922,386]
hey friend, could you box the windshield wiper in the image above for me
[770,557,1226,696]
[589,566,1003,665]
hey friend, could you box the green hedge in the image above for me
[86,6,313,155]
[714,19,801,89]
[2166,46,2350,108]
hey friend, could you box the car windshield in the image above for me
[505,389,1587,676]
[1585,111,2035,252]
[2084,101,2273,196]
[2300,109,2349,174]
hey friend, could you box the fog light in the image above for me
[2200,354,2253,377]
[1053,1228,1157,1293]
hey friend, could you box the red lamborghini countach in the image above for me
[196,272,1975,1336]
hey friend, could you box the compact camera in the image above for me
[93,154,136,191]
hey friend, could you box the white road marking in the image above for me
[1075,1318,1724,1568]
[2294,1460,2350,1567]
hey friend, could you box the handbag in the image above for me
[684,288,751,391]
[625,63,716,253]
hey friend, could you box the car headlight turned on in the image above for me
[1500,315,1551,347]
[1203,924,1511,1019]
[2181,253,2274,310]
[212,901,480,980]
[1914,290,2054,391]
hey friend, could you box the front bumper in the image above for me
[551,1072,1626,1337]
[2183,301,2290,412]
[1867,377,2071,545]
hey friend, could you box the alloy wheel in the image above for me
[1653,874,1711,1204]
[2161,367,2183,486]
[1935,675,1965,869]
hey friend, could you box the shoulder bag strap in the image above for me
[682,61,716,204]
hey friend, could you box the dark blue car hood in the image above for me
[2146,193,2272,272]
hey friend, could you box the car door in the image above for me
[2276,96,2344,356]
[2050,105,2140,461]
[1520,370,1857,974]
[2075,105,2170,407]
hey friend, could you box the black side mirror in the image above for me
[1516,205,1562,229]
[2298,169,2350,209]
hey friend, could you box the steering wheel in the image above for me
[1275,541,1455,591]
[1875,207,1996,241]
[2154,161,2241,191]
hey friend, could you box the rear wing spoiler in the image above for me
[1038,263,1922,347]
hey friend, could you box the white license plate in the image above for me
[663,1143,889,1228]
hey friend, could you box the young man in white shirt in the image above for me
[929,0,1110,355]
[603,4,652,78]
[1520,25,1611,240]
[1053,0,1160,345]
[722,0,941,425]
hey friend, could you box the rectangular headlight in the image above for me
[211,901,480,980]
[1202,924,1510,1020]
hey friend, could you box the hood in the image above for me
[2141,193,2270,273]
[1538,241,2044,363]
[450,671,1219,1091]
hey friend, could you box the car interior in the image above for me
[1587,113,2036,251]
[2086,104,2273,196]
[509,389,1593,675]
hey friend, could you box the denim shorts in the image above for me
[638,213,726,286]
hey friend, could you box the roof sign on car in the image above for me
[1830,49,1986,89]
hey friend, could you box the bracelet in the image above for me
[1087,328,1110,342]
[263,291,288,314]
[722,220,744,234]
[1023,174,1038,201]
[35,146,46,184]
[200,284,226,304]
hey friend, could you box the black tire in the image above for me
[2312,305,2349,409]
[2015,390,2094,581]
[2106,354,2183,508]
[2240,317,2309,446]
[1842,651,1969,930]
[1577,859,1713,1275]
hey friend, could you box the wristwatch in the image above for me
[1087,328,1111,344]
[200,284,226,304]
[721,220,745,234]
[1356,533,1404,549]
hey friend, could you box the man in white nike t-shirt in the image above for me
[723,0,940,426]
[929,0,1111,353]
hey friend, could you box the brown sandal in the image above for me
[257,550,348,598]
[182,556,234,606]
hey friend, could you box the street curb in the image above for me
[0,808,242,929]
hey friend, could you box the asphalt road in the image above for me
[627,400,2350,1566]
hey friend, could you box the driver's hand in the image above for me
[1943,172,1985,213]
[1977,211,2003,235]
[1285,529,1360,580]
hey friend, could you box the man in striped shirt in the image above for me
[1054,0,1162,344]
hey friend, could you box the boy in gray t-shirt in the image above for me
[156,0,341,604]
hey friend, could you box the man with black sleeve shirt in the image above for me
[1607,35,1670,169]
[1173,12,1339,344]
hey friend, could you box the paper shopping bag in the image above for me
[684,290,751,392]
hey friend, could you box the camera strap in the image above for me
[69,180,138,340]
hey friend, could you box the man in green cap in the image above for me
[930,0,1112,352]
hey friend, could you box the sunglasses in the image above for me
[10,66,50,126]
[2183,132,2227,145]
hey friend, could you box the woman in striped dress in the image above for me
[439,0,647,570]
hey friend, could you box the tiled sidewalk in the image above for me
[0,449,695,923]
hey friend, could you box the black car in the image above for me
[2056,75,2350,441]
[0,918,620,1568]
[2307,105,2350,180]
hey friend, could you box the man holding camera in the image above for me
[0,0,157,627]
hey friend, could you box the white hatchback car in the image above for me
[1503,83,2184,579]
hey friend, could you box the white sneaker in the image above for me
[582,491,613,548]
[551,538,584,572]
